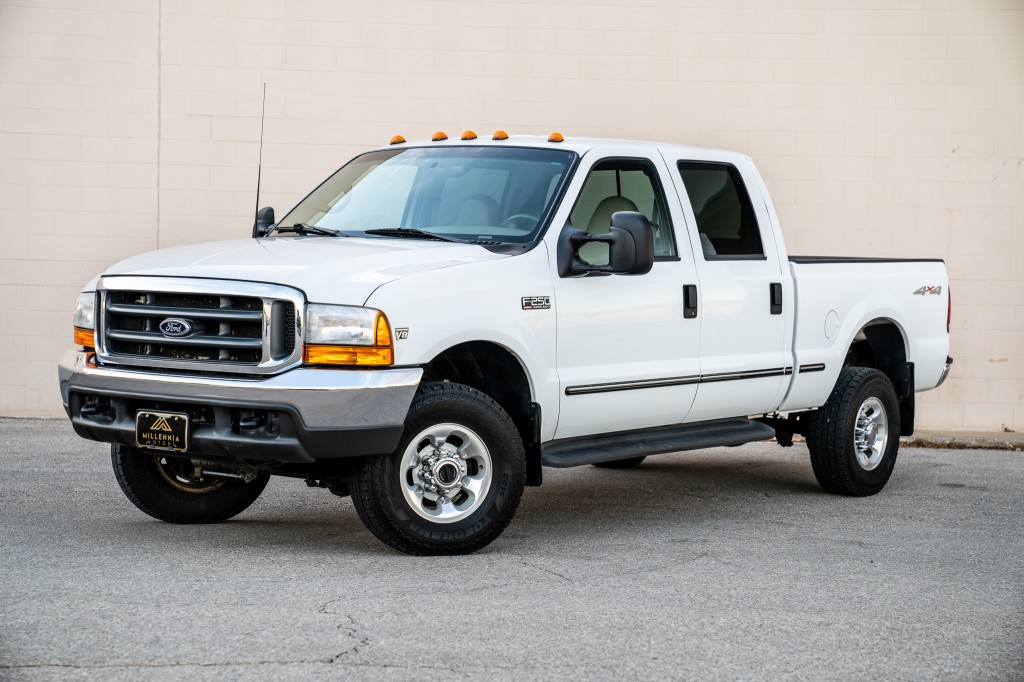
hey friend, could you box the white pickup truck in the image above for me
[58,133,952,555]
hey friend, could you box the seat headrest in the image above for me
[699,232,717,257]
[454,194,501,227]
[587,196,639,233]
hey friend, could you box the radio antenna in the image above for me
[252,82,267,236]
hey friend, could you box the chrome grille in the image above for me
[96,277,304,375]
[106,291,264,363]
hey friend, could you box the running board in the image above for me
[541,418,776,468]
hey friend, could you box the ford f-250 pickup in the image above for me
[58,132,952,555]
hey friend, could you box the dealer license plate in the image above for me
[135,410,189,452]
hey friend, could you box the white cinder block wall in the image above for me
[1,0,1022,431]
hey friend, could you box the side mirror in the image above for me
[557,211,655,278]
[252,206,275,238]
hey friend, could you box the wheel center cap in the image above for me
[421,443,465,493]
[434,460,461,487]
[865,424,878,442]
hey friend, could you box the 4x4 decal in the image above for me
[913,286,942,296]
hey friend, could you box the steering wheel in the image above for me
[501,213,541,230]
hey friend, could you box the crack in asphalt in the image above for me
[0,601,372,672]
[0,660,534,672]
[0,661,322,670]
[632,551,713,574]
[518,558,572,582]
[318,598,370,662]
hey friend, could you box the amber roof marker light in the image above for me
[492,130,509,140]
[461,130,478,140]
[389,135,406,145]
[548,132,564,143]
[431,131,448,141]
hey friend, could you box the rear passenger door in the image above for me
[662,153,790,422]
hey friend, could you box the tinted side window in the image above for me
[677,162,764,259]
[569,159,677,264]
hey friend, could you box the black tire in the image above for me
[111,445,269,523]
[592,456,647,469]
[351,382,526,556]
[806,367,900,496]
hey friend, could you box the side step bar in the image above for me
[541,418,776,468]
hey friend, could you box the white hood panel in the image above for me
[102,237,507,304]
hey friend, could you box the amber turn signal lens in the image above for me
[390,135,406,145]
[431,131,448,141]
[548,131,564,142]
[492,130,508,140]
[74,326,95,349]
[303,345,393,366]
[375,313,392,347]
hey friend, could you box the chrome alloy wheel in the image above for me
[399,423,492,524]
[853,397,888,471]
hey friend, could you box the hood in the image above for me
[101,236,508,304]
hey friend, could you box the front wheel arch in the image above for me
[420,341,542,485]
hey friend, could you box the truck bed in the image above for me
[780,257,950,414]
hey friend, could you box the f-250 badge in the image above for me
[913,286,942,295]
[521,296,551,310]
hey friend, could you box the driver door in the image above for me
[549,147,701,439]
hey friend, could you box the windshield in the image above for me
[276,146,576,243]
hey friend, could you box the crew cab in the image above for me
[58,132,952,555]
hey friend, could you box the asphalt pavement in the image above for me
[1,417,1022,681]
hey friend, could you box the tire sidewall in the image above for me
[112,445,269,523]
[377,392,524,548]
[844,373,900,491]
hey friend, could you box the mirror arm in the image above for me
[569,234,614,275]
[558,227,614,278]
[569,233,613,247]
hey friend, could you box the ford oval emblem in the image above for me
[159,318,193,337]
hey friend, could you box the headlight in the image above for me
[304,304,393,366]
[73,292,96,349]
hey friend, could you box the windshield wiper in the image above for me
[273,223,345,237]
[363,228,498,245]
[363,228,464,243]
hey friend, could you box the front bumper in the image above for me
[58,350,422,463]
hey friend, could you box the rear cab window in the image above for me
[677,161,765,261]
